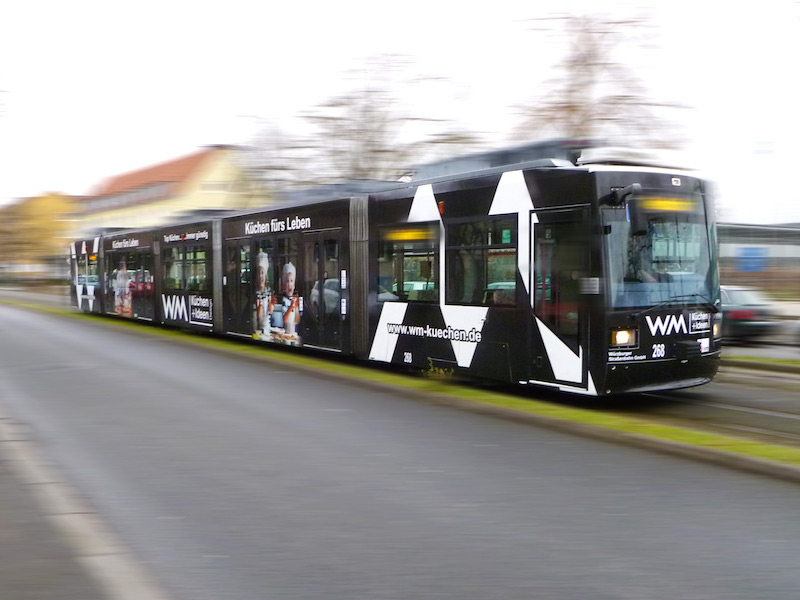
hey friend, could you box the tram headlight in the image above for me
[611,328,638,347]
[713,313,723,337]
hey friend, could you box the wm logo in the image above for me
[162,295,188,321]
[645,314,687,336]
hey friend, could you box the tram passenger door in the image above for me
[223,240,253,335]
[302,231,342,350]
[104,254,116,312]
[132,250,154,320]
[531,209,590,388]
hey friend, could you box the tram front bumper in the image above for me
[603,352,721,394]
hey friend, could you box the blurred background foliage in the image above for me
[2,11,797,300]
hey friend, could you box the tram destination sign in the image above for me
[163,229,210,244]
[243,215,312,236]
[111,238,140,249]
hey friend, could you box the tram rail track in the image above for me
[628,371,800,449]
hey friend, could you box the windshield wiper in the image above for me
[632,293,720,319]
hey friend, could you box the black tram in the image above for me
[69,148,721,395]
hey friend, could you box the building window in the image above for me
[378,223,439,302]
[446,217,517,306]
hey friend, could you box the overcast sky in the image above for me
[2,0,798,224]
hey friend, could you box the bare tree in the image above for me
[238,122,320,201]
[304,84,408,181]
[515,13,686,149]
[302,55,484,182]
[243,55,485,193]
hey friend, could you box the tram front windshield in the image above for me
[604,194,716,309]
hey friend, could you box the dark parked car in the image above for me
[720,285,780,343]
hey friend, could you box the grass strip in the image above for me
[721,354,800,368]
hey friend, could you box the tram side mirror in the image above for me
[610,183,642,205]
[607,183,648,236]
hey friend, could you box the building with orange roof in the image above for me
[74,145,265,237]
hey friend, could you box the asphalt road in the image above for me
[3,303,800,600]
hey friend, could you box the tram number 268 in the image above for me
[652,344,666,359]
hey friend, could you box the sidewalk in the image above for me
[0,460,106,600]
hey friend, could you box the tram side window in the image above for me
[255,240,272,287]
[76,254,87,284]
[378,223,439,302]
[275,237,298,293]
[139,252,153,292]
[71,256,80,285]
[186,246,208,291]
[446,218,516,306]
[163,247,185,290]
[241,245,252,284]
[87,253,99,286]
